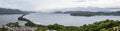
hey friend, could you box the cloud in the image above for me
[0,0,120,11]
[72,0,99,2]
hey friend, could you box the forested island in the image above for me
[53,11,120,16]
[69,11,120,16]
[0,14,120,31]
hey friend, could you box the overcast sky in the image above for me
[0,0,120,11]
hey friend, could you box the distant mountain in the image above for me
[0,8,29,14]
[66,11,120,16]
[50,7,120,12]
[51,7,120,16]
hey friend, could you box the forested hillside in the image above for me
[0,8,28,14]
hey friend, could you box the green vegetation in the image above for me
[18,14,37,27]
[1,19,120,31]
[0,8,29,14]
[2,14,120,31]
[25,21,38,27]
[0,26,8,31]
[0,22,19,31]
[17,14,120,31]
[18,14,43,27]
[5,22,19,27]
[18,14,31,22]
[35,19,120,31]
[66,11,120,16]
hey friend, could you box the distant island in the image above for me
[0,8,31,14]
[69,11,120,16]
[52,11,120,16]
[50,7,120,16]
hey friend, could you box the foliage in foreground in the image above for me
[35,19,120,31]
[1,19,120,31]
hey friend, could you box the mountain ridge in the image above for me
[0,8,30,14]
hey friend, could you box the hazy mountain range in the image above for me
[1,7,120,16]
[50,7,120,12]
[0,8,31,14]
[51,7,120,16]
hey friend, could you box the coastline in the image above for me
[1,14,120,31]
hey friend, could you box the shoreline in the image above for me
[18,14,44,27]
[1,14,120,31]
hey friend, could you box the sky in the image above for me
[0,0,120,11]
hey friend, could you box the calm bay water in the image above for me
[0,14,26,27]
[24,13,120,26]
[1,13,120,26]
